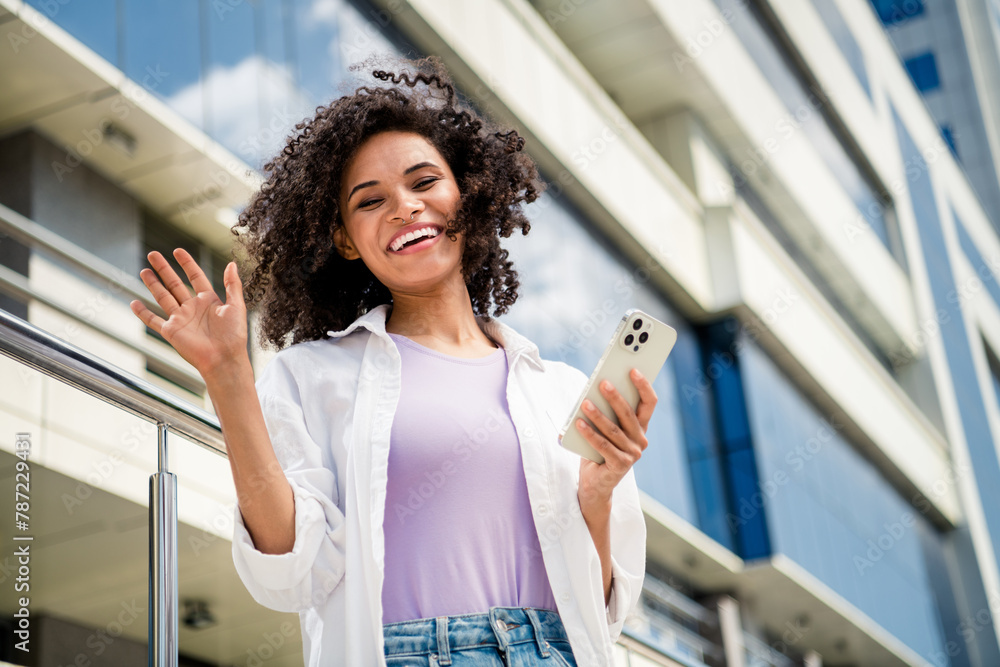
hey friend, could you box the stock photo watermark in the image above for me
[11,432,33,654]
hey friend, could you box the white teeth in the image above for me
[390,226,440,252]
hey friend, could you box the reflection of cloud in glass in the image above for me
[337,3,399,65]
[291,0,408,109]
[167,55,313,169]
[314,0,403,94]
[308,0,344,25]
[505,190,625,362]
[504,187,678,369]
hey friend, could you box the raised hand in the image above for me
[130,248,248,379]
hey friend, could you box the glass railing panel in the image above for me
[171,432,305,666]
[622,574,723,667]
[0,316,305,665]
[744,631,800,667]
[0,355,153,665]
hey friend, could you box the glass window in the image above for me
[941,125,958,159]
[897,97,1000,667]
[25,0,119,64]
[904,52,941,92]
[26,0,415,172]
[987,344,1000,417]
[713,0,903,263]
[204,0,260,163]
[121,0,204,130]
[258,0,291,72]
[808,0,871,100]
[871,0,926,25]
[502,183,700,527]
[290,0,410,107]
[739,335,950,658]
[956,220,1000,311]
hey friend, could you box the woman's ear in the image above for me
[333,225,361,260]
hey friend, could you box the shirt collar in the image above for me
[325,303,544,370]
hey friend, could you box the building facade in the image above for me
[2,0,1000,665]
[870,0,1000,232]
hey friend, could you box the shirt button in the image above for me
[537,503,549,516]
[560,593,571,603]
[524,426,535,437]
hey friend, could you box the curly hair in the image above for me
[231,55,542,350]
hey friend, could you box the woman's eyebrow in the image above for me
[346,162,441,202]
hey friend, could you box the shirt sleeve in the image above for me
[605,467,646,643]
[231,391,348,613]
[547,359,646,641]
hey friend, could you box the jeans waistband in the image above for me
[382,606,568,664]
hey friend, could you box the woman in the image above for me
[130,56,654,667]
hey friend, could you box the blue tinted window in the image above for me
[674,326,733,550]
[739,336,949,658]
[990,353,1000,416]
[894,107,1000,663]
[121,0,204,128]
[25,0,119,64]
[905,52,941,92]
[871,0,926,24]
[290,0,408,107]
[941,125,958,159]
[701,321,770,559]
[204,0,259,162]
[955,222,1000,311]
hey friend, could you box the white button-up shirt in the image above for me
[231,303,646,666]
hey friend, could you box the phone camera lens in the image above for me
[624,334,634,346]
[632,319,643,330]
[639,332,648,343]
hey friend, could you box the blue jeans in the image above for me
[382,607,578,666]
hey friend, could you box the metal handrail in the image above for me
[0,307,223,454]
[0,308,224,667]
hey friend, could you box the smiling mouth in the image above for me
[387,225,444,252]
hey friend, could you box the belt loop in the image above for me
[488,608,511,656]
[524,608,550,657]
[436,617,452,665]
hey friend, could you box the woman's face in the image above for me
[334,130,465,296]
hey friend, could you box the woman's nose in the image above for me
[389,194,423,221]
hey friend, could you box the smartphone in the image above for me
[558,309,677,464]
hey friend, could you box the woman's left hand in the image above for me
[576,369,658,510]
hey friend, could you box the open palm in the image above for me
[129,248,248,378]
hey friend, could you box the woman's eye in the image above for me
[356,178,437,209]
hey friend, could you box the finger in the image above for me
[130,299,166,334]
[630,369,658,433]
[146,250,193,305]
[575,418,628,467]
[581,396,635,454]
[173,247,217,296]
[138,267,179,313]
[224,261,245,307]
[597,380,645,443]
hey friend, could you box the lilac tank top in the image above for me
[381,333,558,625]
